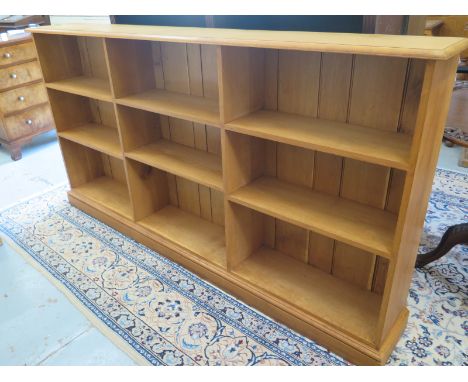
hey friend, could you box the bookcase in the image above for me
[30,24,468,365]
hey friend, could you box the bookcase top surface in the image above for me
[28,23,468,60]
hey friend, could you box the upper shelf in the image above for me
[29,24,468,60]
[115,89,221,127]
[226,110,412,170]
[45,76,113,101]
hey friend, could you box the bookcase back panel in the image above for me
[77,37,110,82]
[170,175,225,227]
[150,42,219,100]
[159,115,221,154]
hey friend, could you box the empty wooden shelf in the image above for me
[30,23,468,365]
[59,139,131,219]
[59,123,121,158]
[116,89,220,127]
[45,76,112,101]
[229,176,396,258]
[232,247,381,343]
[126,140,223,191]
[34,34,112,101]
[139,205,226,268]
[71,176,132,219]
[226,110,412,170]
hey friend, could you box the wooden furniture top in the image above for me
[0,31,32,47]
[28,23,468,60]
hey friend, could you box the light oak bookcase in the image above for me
[29,24,468,365]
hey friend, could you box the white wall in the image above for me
[49,16,111,25]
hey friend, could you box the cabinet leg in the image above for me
[459,147,468,168]
[6,144,22,161]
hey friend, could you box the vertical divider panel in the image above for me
[218,46,265,124]
[125,159,169,221]
[218,45,265,269]
[106,38,157,222]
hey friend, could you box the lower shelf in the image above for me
[232,247,381,343]
[58,123,122,158]
[71,177,132,219]
[139,205,226,268]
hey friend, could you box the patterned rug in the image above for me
[0,168,466,365]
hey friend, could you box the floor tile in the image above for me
[0,242,91,365]
[40,328,138,366]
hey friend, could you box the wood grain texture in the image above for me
[376,56,460,345]
[36,25,465,364]
[229,176,396,258]
[29,24,468,59]
[226,110,412,170]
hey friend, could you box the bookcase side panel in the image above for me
[376,56,459,345]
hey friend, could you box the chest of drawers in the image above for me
[0,31,54,160]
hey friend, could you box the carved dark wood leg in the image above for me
[415,223,468,268]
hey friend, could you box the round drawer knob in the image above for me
[3,52,12,59]
[10,73,17,79]
[25,119,33,125]
[18,96,25,102]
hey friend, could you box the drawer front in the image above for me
[0,42,36,67]
[0,61,42,90]
[4,104,54,139]
[0,83,48,115]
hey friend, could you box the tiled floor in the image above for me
[0,135,466,365]
[0,134,137,365]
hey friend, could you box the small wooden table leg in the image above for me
[7,144,23,161]
[459,147,468,167]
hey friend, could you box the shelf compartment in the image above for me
[126,158,226,267]
[139,206,226,268]
[226,110,412,171]
[34,34,112,100]
[229,176,395,258]
[71,176,132,219]
[59,138,131,219]
[48,90,120,157]
[46,76,112,101]
[59,124,121,158]
[126,140,223,191]
[106,38,220,126]
[232,246,381,343]
[116,89,220,127]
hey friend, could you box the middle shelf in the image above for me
[116,89,221,127]
[125,140,223,192]
[58,123,121,159]
[229,176,397,258]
